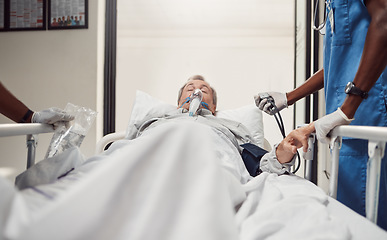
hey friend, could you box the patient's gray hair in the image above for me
[177,75,217,107]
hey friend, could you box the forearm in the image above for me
[286,69,324,106]
[0,82,33,123]
[341,0,387,118]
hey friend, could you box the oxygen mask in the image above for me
[189,89,203,116]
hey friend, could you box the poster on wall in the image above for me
[0,0,46,31]
[48,0,88,30]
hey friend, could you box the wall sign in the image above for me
[0,0,88,31]
[0,0,46,31]
[48,0,88,30]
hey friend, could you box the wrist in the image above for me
[19,109,34,123]
[285,92,294,106]
[276,142,295,164]
[340,95,363,119]
[27,111,35,123]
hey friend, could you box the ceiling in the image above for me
[117,0,294,36]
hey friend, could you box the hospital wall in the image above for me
[0,1,106,182]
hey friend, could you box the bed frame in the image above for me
[328,125,387,224]
[0,123,54,169]
[0,123,386,225]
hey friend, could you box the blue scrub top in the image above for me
[323,0,387,128]
[323,0,387,230]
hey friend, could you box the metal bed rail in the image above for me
[95,131,126,154]
[328,125,387,224]
[0,123,54,168]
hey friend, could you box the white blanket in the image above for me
[1,120,386,240]
[237,173,350,240]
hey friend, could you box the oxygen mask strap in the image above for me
[201,102,209,110]
[179,97,190,109]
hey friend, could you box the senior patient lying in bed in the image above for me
[1,76,384,240]
[128,75,299,183]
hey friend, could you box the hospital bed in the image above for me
[95,125,387,222]
[0,92,386,239]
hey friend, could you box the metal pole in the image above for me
[26,134,37,169]
[304,133,315,181]
[329,137,341,199]
[366,141,385,223]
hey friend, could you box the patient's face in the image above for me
[178,80,216,114]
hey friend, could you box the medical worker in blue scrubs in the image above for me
[255,0,387,230]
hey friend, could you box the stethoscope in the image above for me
[312,0,332,35]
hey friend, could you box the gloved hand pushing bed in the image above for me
[0,81,74,129]
[314,108,353,143]
[32,108,74,129]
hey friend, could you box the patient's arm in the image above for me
[276,123,315,164]
[259,124,315,174]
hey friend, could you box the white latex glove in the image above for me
[254,92,288,115]
[314,108,353,144]
[32,108,74,129]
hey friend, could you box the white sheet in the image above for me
[237,173,350,239]
[1,120,386,240]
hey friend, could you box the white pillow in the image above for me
[126,90,264,147]
[125,90,176,140]
[216,105,264,147]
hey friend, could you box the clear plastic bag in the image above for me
[45,103,97,159]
